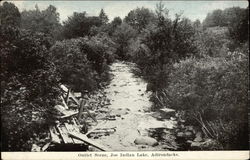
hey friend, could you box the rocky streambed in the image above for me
[84,61,207,151]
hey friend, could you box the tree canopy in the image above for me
[62,12,102,39]
[0,2,21,27]
[124,7,156,32]
[21,5,61,40]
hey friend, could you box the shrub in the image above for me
[50,38,98,92]
[1,26,61,151]
[194,27,230,57]
[151,50,248,149]
[113,22,137,59]
[50,35,116,93]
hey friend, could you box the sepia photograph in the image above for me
[0,0,249,159]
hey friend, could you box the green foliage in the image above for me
[0,2,21,27]
[1,26,61,151]
[21,5,62,40]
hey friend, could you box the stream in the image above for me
[89,61,178,151]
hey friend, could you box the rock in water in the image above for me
[134,136,158,146]
[177,132,185,137]
[194,132,203,142]
[184,131,193,138]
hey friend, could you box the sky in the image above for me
[4,0,249,23]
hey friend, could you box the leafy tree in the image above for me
[62,12,102,39]
[111,17,122,27]
[21,5,61,40]
[193,19,201,29]
[227,7,249,43]
[113,22,137,59]
[140,3,196,68]
[203,9,226,28]
[96,16,122,36]
[99,8,109,25]
[202,7,247,30]
[0,2,21,27]
[124,7,156,32]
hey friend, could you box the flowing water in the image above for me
[90,61,177,151]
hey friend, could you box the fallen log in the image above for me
[68,132,110,151]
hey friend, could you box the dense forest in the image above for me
[0,1,249,151]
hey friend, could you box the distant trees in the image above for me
[0,2,21,27]
[21,5,61,40]
[202,7,249,45]
[203,9,226,28]
[62,12,102,39]
[227,7,249,43]
[1,0,248,151]
[113,23,137,59]
[124,7,156,32]
[111,17,122,27]
[99,9,109,25]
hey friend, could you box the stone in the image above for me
[170,117,176,121]
[134,136,158,146]
[31,144,41,152]
[177,132,185,137]
[190,141,202,149]
[99,108,109,113]
[112,108,129,115]
[185,126,194,131]
[125,108,130,111]
[184,131,193,138]
[194,132,203,142]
